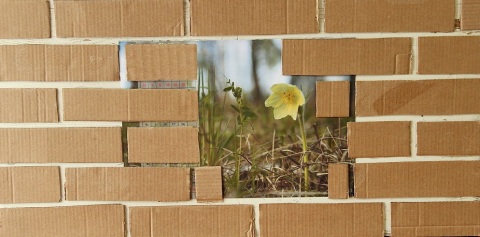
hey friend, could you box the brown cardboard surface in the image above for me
[356,79,480,116]
[283,38,411,75]
[0,205,125,237]
[328,163,349,199]
[126,44,197,81]
[462,0,480,30]
[130,205,254,237]
[65,167,190,201]
[0,45,119,81]
[63,89,198,122]
[325,0,454,33]
[355,161,480,198]
[316,81,350,117]
[347,121,411,158]
[419,36,480,74]
[55,0,184,37]
[0,166,60,203]
[127,127,200,163]
[0,127,122,163]
[392,202,480,237]
[190,0,318,36]
[0,88,58,123]
[0,2,50,39]
[260,203,384,237]
[194,166,223,202]
[417,121,480,156]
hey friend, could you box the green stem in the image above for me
[298,106,309,191]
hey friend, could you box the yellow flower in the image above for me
[265,83,305,120]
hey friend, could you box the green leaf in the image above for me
[223,86,232,92]
[230,105,240,113]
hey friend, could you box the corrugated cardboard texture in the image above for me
[190,0,318,36]
[55,0,184,37]
[325,0,455,33]
[417,121,480,156]
[462,0,480,30]
[65,167,190,201]
[260,203,384,237]
[0,127,122,163]
[0,88,58,123]
[0,2,50,39]
[195,166,223,202]
[128,127,199,163]
[328,163,349,199]
[0,166,60,203]
[419,36,480,74]
[316,81,350,117]
[283,38,411,75]
[130,205,254,237]
[392,202,480,237]
[63,89,198,122]
[126,44,197,81]
[355,161,480,198]
[0,45,119,81]
[0,205,125,237]
[356,79,480,116]
[347,121,411,158]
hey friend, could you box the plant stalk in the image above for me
[298,106,309,191]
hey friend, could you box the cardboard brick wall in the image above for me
[327,163,349,199]
[0,1,50,39]
[316,81,350,117]
[461,0,480,30]
[194,166,223,202]
[0,88,58,123]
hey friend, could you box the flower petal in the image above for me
[270,83,293,93]
[273,104,290,120]
[265,93,283,108]
[294,88,306,106]
[286,103,299,120]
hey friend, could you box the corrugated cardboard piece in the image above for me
[55,0,184,37]
[462,0,480,30]
[66,167,190,201]
[356,79,480,116]
[316,81,350,117]
[0,45,119,81]
[260,203,384,237]
[130,205,254,237]
[417,121,480,156]
[347,121,411,158]
[392,202,480,237]
[190,0,318,36]
[0,205,125,237]
[283,38,411,75]
[419,36,480,74]
[0,127,122,163]
[63,89,198,122]
[128,127,200,163]
[126,44,197,81]
[0,88,58,123]
[328,163,349,199]
[355,161,480,198]
[0,166,60,203]
[195,166,223,202]
[0,1,50,39]
[325,0,455,33]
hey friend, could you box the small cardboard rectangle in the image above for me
[130,205,254,237]
[0,88,58,123]
[65,167,190,201]
[260,203,384,237]
[283,38,411,75]
[0,1,50,39]
[328,163,349,199]
[316,81,350,117]
[194,166,223,202]
[0,166,60,203]
[127,127,200,163]
[462,0,480,30]
[355,161,480,198]
[0,127,122,163]
[0,205,125,237]
[417,121,480,156]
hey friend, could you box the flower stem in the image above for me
[298,106,309,191]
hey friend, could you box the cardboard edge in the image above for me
[328,163,349,199]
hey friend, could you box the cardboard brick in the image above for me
[283,38,411,75]
[355,161,480,198]
[325,0,455,33]
[316,81,350,117]
[0,205,125,237]
[462,0,480,30]
[0,127,122,163]
[347,121,411,158]
[55,0,184,37]
[0,166,60,203]
[190,0,318,36]
[417,121,480,156]
[65,167,190,201]
[392,202,480,237]
[356,79,480,116]
[128,127,200,163]
[63,89,198,122]
[0,2,50,39]
[419,36,480,74]
[0,88,58,123]
[0,45,119,81]
[195,166,223,202]
[260,203,384,237]
[130,205,254,237]
[328,163,349,199]
[126,44,197,81]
